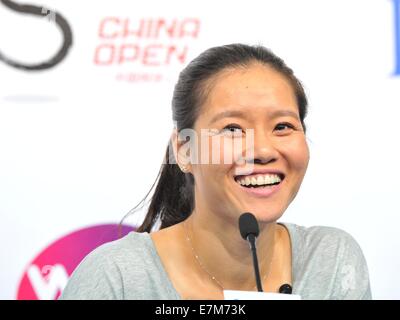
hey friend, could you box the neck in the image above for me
[184,206,278,291]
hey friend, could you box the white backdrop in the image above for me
[0,0,399,299]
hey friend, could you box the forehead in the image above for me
[200,63,298,119]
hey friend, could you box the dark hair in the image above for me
[130,43,308,233]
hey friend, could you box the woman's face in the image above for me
[183,63,309,224]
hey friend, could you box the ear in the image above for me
[171,128,192,173]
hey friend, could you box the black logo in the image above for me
[0,0,73,71]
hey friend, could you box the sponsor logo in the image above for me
[16,224,133,300]
[393,0,400,75]
[94,17,201,83]
[0,0,73,71]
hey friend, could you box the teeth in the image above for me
[237,174,282,186]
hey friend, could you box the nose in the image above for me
[243,128,279,165]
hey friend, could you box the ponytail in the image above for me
[136,144,194,233]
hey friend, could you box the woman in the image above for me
[60,44,371,300]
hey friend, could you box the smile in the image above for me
[234,173,283,188]
[233,172,285,197]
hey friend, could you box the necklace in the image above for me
[183,219,274,291]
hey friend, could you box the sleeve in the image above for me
[58,244,124,300]
[331,231,372,300]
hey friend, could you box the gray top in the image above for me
[59,223,372,300]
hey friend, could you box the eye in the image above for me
[274,122,295,132]
[221,124,245,137]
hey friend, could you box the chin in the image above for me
[242,207,284,224]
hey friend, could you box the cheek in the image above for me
[218,137,244,165]
[198,134,241,167]
[196,136,232,173]
[282,137,310,174]
[193,136,235,191]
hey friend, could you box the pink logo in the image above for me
[16,224,134,300]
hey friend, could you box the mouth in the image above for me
[234,172,285,188]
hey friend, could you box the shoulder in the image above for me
[74,231,156,274]
[283,223,361,255]
[79,231,151,258]
[59,231,160,300]
[281,223,372,300]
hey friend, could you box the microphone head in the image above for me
[238,212,260,240]
[279,284,293,294]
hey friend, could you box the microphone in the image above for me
[238,212,263,292]
[279,284,293,294]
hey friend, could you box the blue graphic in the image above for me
[394,0,400,75]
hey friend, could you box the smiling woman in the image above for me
[59,44,372,300]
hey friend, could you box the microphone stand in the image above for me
[247,233,263,292]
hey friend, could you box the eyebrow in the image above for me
[209,109,300,124]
